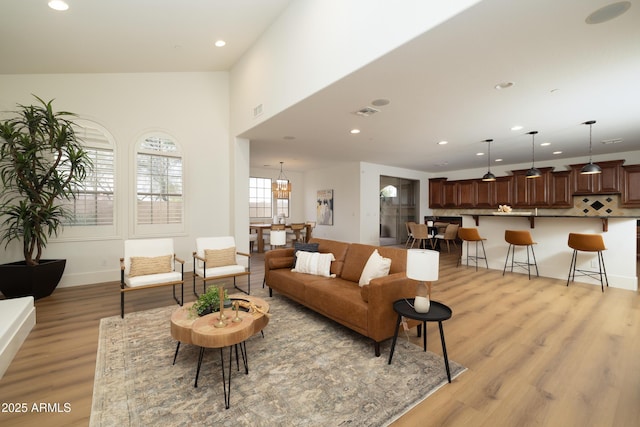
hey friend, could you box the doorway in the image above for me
[379,176,418,246]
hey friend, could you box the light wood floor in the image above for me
[1,248,639,427]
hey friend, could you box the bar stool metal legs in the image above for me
[503,243,539,279]
[457,228,488,271]
[503,230,539,280]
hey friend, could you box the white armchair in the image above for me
[193,236,251,296]
[120,238,184,318]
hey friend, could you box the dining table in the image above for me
[250,223,314,253]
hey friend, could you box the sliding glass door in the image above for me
[379,176,418,246]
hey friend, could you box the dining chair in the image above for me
[405,221,416,248]
[433,223,459,253]
[409,223,430,249]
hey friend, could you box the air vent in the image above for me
[353,106,380,117]
[600,138,622,145]
[253,103,263,118]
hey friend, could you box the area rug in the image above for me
[90,293,465,426]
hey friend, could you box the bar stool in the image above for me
[503,230,539,279]
[567,233,608,292]
[457,227,488,271]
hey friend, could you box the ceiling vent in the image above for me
[600,138,622,145]
[353,106,380,117]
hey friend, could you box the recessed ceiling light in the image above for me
[437,140,448,145]
[495,82,514,90]
[586,1,631,24]
[476,152,485,156]
[540,142,551,146]
[371,98,390,107]
[350,129,360,134]
[511,125,523,131]
[495,158,503,162]
[48,0,69,11]
[214,40,226,47]
[553,151,562,155]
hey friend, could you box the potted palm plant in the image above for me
[0,96,92,299]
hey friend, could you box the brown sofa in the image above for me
[264,238,418,356]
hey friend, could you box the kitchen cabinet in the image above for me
[570,160,623,195]
[621,164,640,207]
[511,168,553,207]
[550,170,572,207]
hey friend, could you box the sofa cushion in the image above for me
[309,238,349,277]
[293,252,336,277]
[294,242,319,257]
[293,242,319,267]
[341,244,378,283]
[305,278,368,333]
[268,256,295,270]
[359,249,391,286]
[376,246,407,274]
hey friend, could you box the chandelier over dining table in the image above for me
[272,161,291,199]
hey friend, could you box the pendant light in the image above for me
[525,131,541,178]
[580,120,602,174]
[272,161,291,199]
[481,139,496,181]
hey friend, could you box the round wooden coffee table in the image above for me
[170,295,270,364]
[170,294,270,409]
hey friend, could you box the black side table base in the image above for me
[388,299,452,383]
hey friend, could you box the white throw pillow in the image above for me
[292,251,336,278]
[359,249,391,286]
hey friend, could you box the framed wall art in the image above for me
[317,189,333,225]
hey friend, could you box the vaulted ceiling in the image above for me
[2,0,639,173]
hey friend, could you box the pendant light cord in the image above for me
[588,123,593,162]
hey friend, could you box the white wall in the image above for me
[303,163,361,242]
[229,0,480,137]
[0,72,231,287]
[298,162,431,245]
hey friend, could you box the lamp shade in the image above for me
[581,162,602,174]
[406,249,439,282]
[482,171,496,181]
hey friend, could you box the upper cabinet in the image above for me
[622,165,640,207]
[511,167,553,207]
[549,170,572,208]
[428,159,639,210]
[570,160,623,195]
[428,178,446,208]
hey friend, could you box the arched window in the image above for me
[62,121,116,227]
[135,134,183,230]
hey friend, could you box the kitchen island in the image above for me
[457,214,637,291]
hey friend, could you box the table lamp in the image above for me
[406,248,439,313]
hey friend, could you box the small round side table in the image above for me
[388,298,453,383]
